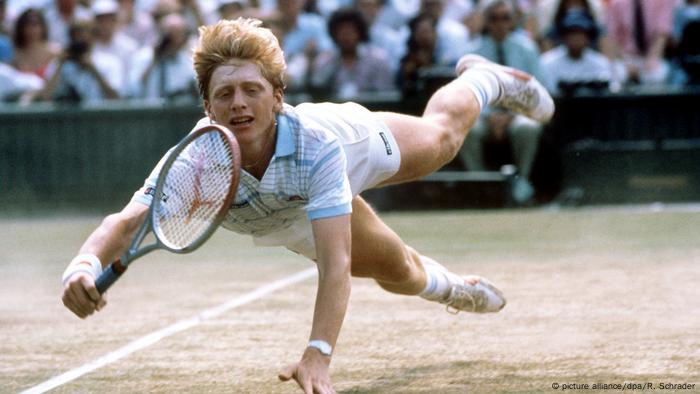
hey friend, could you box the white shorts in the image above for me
[253,102,401,260]
[296,102,401,194]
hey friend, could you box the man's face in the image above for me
[204,59,283,148]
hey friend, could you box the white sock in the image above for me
[418,256,462,302]
[457,69,501,111]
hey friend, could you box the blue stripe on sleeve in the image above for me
[307,202,352,221]
[309,145,341,179]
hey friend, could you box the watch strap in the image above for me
[307,340,333,356]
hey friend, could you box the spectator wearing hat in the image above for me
[308,7,394,99]
[535,0,606,52]
[540,10,611,96]
[92,0,138,96]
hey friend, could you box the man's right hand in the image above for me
[62,273,106,319]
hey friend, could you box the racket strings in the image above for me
[155,131,235,249]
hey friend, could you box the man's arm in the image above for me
[279,214,352,394]
[61,201,148,318]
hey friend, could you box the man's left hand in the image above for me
[278,348,335,394]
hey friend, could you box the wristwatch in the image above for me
[307,340,333,356]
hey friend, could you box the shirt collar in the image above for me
[274,112,296,157]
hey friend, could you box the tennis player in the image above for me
[61,18,553,394]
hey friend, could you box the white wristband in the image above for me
[62,253,103,286]
[307,340,333,356]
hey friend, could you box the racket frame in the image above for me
[95,124,240,294]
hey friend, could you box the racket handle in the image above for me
[95,259,128,294]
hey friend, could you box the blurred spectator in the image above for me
[127,12,197,100]
[419,0,469,65]
[354,0,408,73]
[604,0,674,87]
[672,0,700,42]
[540,10,612,96]
[396,12,439,94]
[316,0,354,17]
[673,21,700,85]
[151,0,183,24]
[458,0,543,204]
[38,19,123,103]
[536,0,605,51]
[261,12,310,93]
[179,0,213,27]
[0,0,12,63]
[118,0,159,48]
[442,0,474,25]
[44,0,92,47]
[0,62,44,102]
[668,0,700,85]
[274,0,334,59]
[11,8,61,78]
[308,8,393,99]
[217,0,250,20]
[374,0,419,31]
[92,0,138,89]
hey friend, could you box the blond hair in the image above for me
[192,18,286,100]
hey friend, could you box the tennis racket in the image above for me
[95,124,241,294]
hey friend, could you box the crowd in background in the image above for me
[0,0,699,105]
[1,0,698,205]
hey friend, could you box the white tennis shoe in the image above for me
[442,275,507,314]
[456,54,555,123]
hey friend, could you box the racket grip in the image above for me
[95,260,128,294]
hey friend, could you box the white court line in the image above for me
[20,267,317,394]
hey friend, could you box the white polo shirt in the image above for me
[133,102,400,258]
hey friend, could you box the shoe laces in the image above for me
[498,80,540,115]
[444,284,480,314]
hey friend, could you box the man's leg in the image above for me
[375,54,554,187]
[349,196,506,313]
